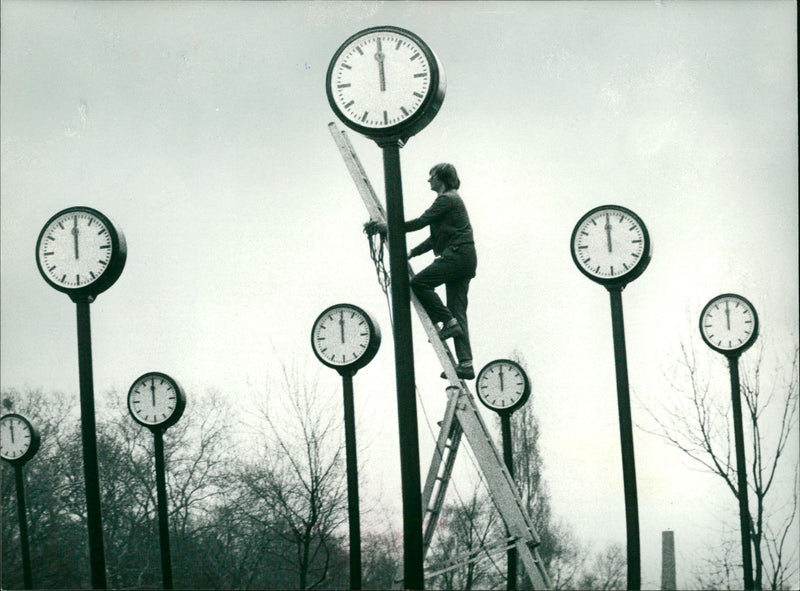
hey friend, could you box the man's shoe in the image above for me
[440,364,475,380]
[438,322,464,340]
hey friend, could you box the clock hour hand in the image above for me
[725,301,731,330]
[339,311,345,344]
[151,379,156,407]
[72,216,80,259]
[375,38,386,92]
[499,366,505,392]
[604,213,613,253]
[8,422,14,444]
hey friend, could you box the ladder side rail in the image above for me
[421,389,461,522]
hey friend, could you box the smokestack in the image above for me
[661,530,676,590]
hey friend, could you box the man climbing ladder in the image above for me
[365,162,478,380]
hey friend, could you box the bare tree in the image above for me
[645,339,799,590]
[236,360,349,590]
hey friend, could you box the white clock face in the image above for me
[0,415,33,461]
[128,374,182,427]
[37,209,113,289]
[572,206,649,283]
[700,295,758,353]
[329,29,433,130]
[312,306,376,368]
[476,360,530,413]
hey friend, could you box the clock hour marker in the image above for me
[98,228,107,235]
[400,106,409,116]
[412,91,423,98]
[410,52,419,61]
[414,72,427,78]
[338,83,351,88]
[361,111,368,122]
[342,63,351,70]
[395,40,402,50]
[356,46,363,55]
[383,111,388,124]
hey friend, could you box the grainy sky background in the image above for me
[2,1,797,587]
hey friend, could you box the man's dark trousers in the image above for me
[410,244,476,364]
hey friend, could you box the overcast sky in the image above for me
[1,1,798,588]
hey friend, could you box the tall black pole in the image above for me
[381,140,424,590]
[75,300,108,589]
[500,415,517,591]
[728,355,754,591]
[342,371,362,590]
[14,465,34,589]
[607,287,641,590]
[153,429,174,590]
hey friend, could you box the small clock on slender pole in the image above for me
[476,359,531,591]
[128,372,187,590]
[700,293,759,590]
[327,27,445,589]
[1,413,41,590]
[311,303,380,590]
[35,206,127,589]
[570,204,652,591]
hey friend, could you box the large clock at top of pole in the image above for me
[311,303,381,374]
[326,26,446,143]
[571,205,652,288]
[36,206,127,302]
[699,293,759,357]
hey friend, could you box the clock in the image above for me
[571,205,652,287]
[311,303,381,374]
[476,359,531,414]
[127,372,186,430]
[700,294,759,356]
[326,25,446,143]
[0,414,41,464]
[36,206,127,302]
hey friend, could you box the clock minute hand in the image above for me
[151,380,156,407]
[72,216,80,259]
[725,301,731,330]
[375,38,386,92]
[604,213,613,253]
[339,311,345,344]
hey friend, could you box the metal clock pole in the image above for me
[607,285,641,591]
[36,206,127,590]
[380,138,425,590]
[475,359,532,591]
[311,304,381,591]
[341,369,363,590]
[14,464,34,589]
[153,428,174,590]
[728,351,754,591]
[127,372,187,590]
[699,293,759,591]
[499,413,517,591]
[570,205,652,591]
[75,296,108,589]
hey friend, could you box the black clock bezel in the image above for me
[699,293,760,357]
[0,413,41,465]
[311,303,381,375]
[570,204,652,288]
[326,25,446,145]
[127,372,187,431]
[475,359,532,415]
[36,206,127,303]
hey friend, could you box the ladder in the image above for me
[328,123,551,589]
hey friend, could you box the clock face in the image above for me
[476,360,531,414]
[571,205,652,286]
[36,206,126,300]
[128,372,186,429]
[311,304,381,373]
[0,414,40,464]
[327,26,445,140]
[700,294,759,355]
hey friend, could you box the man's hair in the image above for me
[430,163,460,190]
